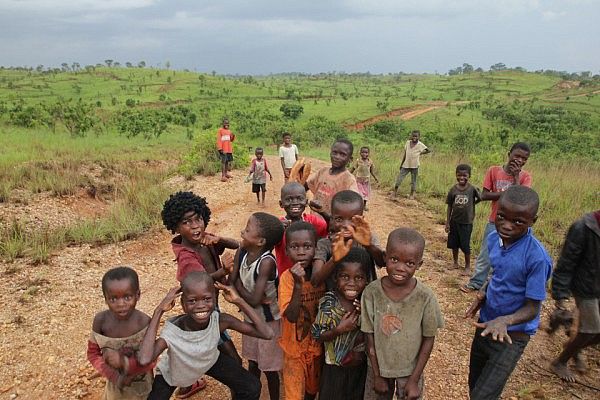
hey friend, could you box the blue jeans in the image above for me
[467,222,496,289]
[469,328,530,399]
[394,168,419,194]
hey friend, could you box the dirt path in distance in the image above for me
[346,101,449,130]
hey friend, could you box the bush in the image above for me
[280,103,304,119]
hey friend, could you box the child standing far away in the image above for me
[550,210,600,382]
[306,138,359,216]
[465,186,552,399]
[279,222,326,400]
[139,272,274,400]
[445,164,481,275]
[361,228,444,400]
[279,132,299,182]
[229,212,285,400]
[392,130,430,200]
[216,118,235,182]
[349,146,379,210]
[87,267,154,399]
[461,142,532,293]
[312,247,372,400]
[248,147,273,205]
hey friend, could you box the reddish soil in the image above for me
[346,102,448,130]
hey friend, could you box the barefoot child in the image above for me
[247,147,273,205]
[362,228,444,400]
[312,247,371,400]
[392,130,430,199]
[230,212,285,400]
[349,146,379,210]
[139,272,274,400]
[445,164,481,275]
[465,186,552,399]
[279,222,326,400]
[87,267,155,399]
[217,119,235,182]
[279,132,299,182]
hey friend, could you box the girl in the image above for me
[350,146,379,210]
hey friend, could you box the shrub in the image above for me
[280,103,304,119]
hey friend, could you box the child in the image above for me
[361,228,444,400]
[279,132,299,182]
[230,212,285,400]
[139,272,274,400]
[274,182,329,276]
[306,138,359,215]
[311,190,385,290]
[216,118,235,182]
[392,130,431,200]
[349,146,379,210]
[279,222,326,400]
[550,210,600,382]
[445,164,481,275]
[312,247,371,400]
[464,186,552,399]
[87,266,154,399]
[248,147,273,205]
[462,143,533,292]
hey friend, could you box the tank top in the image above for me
[238,250,280,322]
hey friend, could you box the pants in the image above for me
[282,354,322,400]
[468,328,530,400]
[467,222,496,289]
[395,168,419,194]
[147,352,261,400]
[319,362,367,400]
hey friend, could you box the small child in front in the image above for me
[248,147,273,205]
[230,212,285,400]
[279,222,326,400]
[139,272,274,400]
[279,132,299,182]
[465,186,552,399]
[87,266,154,399]
[361,228,444,400]
[312,247,371,400]
[445,164,481,275]
[349,146,379,210]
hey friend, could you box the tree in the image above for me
[490,62,507,71]
[71,62,80,71]
[61,63,70,72]
[56,101,97,137]
[125,62,133,68]
[137,61,146,68]
[105,59,113,67]
[279,103,304,119]
[462,63,474,74]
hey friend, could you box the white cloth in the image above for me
[402,140,428,168]
[279,144,298,168]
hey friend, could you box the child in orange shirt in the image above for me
[216,118,235,182]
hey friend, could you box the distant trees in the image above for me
[280,103,304,119]
[490,62,507,71]
[105,59,113,68]
[137,61,146,68]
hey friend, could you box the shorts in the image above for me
[576,297,600,334]
[220,152,233,163]
[252,183,266,193]
[242,320,283,371]
[282,353,322,399]
[447,222,473,253]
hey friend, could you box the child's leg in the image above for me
[319,362,367,400]
[261,186,266,204]
[147,375,177,400]
[393,168,410,196]
[451,249,459,268]
[264,371,280,400]
[466,222,496,290]
[283,355,305,400]
[248,359,261,379]
[463,251,471,274]
[304,355,322,400]
[409,168,418,196]
[206,352,261,400]
[394,375,424,400]
[363,360,395,400]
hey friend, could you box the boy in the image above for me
[306,138,359,215]
[550,210,600,382]
[392,130,430,200]
[445,164,481,275]
[216,118,235,182]
[465,186,552,399]
[248,147,273,205]
[361,228,444,400]
[279,132,299,182]
[279,222,326,400]
[274,182,329,276]
[462,142,532,292]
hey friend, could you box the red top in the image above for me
[483,166,532,222]
[216,127,235,153]
[171,235,207,282]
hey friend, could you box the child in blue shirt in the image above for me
[465,185,552,400]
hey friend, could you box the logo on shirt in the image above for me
[380,314,402,336]
[454,194,469,206]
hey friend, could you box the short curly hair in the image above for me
[102,266,140,297]
[161,191,211,234]
[252,212,285,251]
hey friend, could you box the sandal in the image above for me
[459,284,477,293]
[176,378,207,399]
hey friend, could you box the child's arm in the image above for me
[87,337,121,384]
[480,188,500,202]
[366,333,389,394]
[404,336,435,400]
[445,203,452,233]
[351,216,385,266]
[369,163,379,183]
[313,310,359,343]
[201,233,239,250]
[308,200,330,223]
[282,263,307,323]
[311,234,352,287]
[216,282,273,339]
[473,299,540,344]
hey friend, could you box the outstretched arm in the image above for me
[473,299,540,344]
[217,282,273,339]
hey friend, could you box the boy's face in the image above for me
[456,170,470,186]
[507,148,529,170]
[335,262,367,302]
[495,198,537,246]
[331,200,363,238]
[360,148,369,160]
[330,142,352,169]
[285,230,316,267]
[176,210,206,245]
[181,281,215,325]
[410,133,420,143]
[222,120,229,129]
[280,185,308,219]
[384,241,423,287]
[283,135,291,145]
[104,279,140,321]
[255,150,263,160]
[240,216,265,250]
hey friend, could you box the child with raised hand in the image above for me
[279,222,326,400]
[139,272,274,400]
[312,247,371,400]
[87,266,154,399]
[279,132,299,182]
[229,212,285,400]
[464,186,552,399]
[445,164,481,275]
[248,147,273,205]
[349,146,379,210]
[362,228,444,400]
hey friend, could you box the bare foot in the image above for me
[574,353,588,374]
[550,360,577,382]
[451,263,459,270]
[462,268,471,276]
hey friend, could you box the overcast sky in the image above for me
[1,0,599,74]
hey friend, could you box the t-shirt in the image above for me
[306,167,359,215]
[278,269,325,358]
[279,144,299,169]
[483,166,532,222]
[171,235,225,282]
[250,158,269,185]
[216,127,234,154]
[480,229,552,336]
[401,141,428,169]
[352,158,372,181]
[446,183,481,224]
[274,214,328,276]
[361,279,444,378]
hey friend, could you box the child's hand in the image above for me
[353,298,361,314]
[290,262,306,284]
[117,372,135,389]
[201,233,220,246]
[474,317,512,344]
[351,215,372,246]
[507,160,522,178]
[332,232,353,262]
[215,282,241,304]
[282,218,292,229]
[374,376,390,394]
[464,294,484,319]
[403,377,421,400]
[102,348,122,369]
[270,175,273,181]
[221,252,234,275]
[336,310,359,333]
[157,286,181,313]
[308,200,322,212]
[444,223,450,233]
